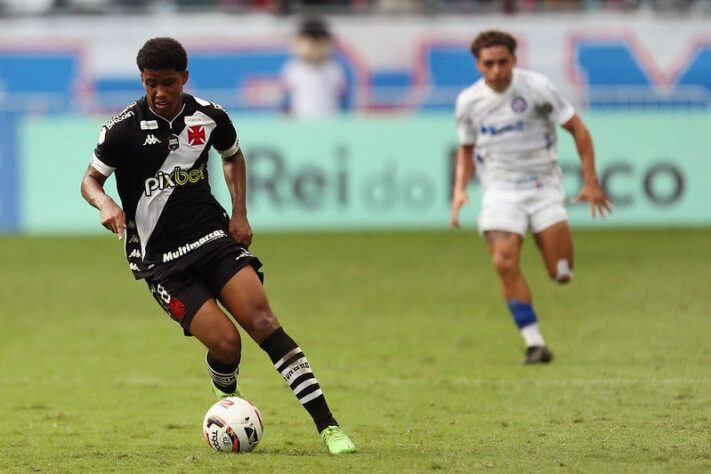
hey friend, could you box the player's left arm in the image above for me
[222,148,253,248]
[562,114,613,218]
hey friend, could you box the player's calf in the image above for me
[259,326,356,453]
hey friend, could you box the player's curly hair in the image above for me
[136,37,188,72]
[470,30,517,59]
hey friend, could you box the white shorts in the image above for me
[478,177,568,237]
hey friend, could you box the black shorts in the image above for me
[144,237,263,336]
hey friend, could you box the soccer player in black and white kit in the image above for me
[80,37,355,454]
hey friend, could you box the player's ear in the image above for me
[182,70,189,85]
[511,53,517,66]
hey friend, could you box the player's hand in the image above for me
[98,199,127,240]
[573,180,613,219]
[229,214,254,248]
[450,191,469,229]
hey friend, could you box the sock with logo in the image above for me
[206,352,238,394]
[507,300,545,347]
[260,327,337,432]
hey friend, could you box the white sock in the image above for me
[556,259,573,282]
[520,323,545,347]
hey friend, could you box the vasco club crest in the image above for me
[188,125,206,146]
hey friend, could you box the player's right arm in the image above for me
[451,87,478,229]
[80,165,127,239]
[450,144,475,229]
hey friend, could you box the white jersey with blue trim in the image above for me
[455,68,575,185]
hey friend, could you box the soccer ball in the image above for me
[202,397,264,453]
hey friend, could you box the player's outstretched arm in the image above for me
[222,148,254,247]
[450,144,475,228]
[80,164,126,239]
[562,115,613,219]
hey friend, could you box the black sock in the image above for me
[260,327,337,432]
[205,352,238,393]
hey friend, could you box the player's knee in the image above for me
[213,332,242,364]
[492,251,517,276]
[244,308,280,343]
[552,258,573,284]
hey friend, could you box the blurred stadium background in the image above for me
[0,0,709,233]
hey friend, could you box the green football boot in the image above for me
[212,382,245,400]
[320,426,357,455]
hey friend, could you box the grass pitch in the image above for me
[1,229,710,473]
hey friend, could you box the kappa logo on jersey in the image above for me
[129,263,139,271]
[188,125,206,146]
[143,134,161,146]
[235,248,253,263]
[128,234,140,244]
[128,248,142,258]
[144,164,207,196]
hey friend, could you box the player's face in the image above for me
[141,68,189,120]
[476,45,516,92]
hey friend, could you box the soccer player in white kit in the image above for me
[450,30,612,364]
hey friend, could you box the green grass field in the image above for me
[1,229,710,473]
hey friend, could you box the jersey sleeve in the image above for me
[91,124,122,177]
[280,61,294,91]
[455,92,477,145]
[211,107,240,158]
[333,61,347,93]
[544,77,575,126]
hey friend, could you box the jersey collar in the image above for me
[483,68,518,95]
[147,99,187,128]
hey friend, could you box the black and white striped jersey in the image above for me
[90,94,239,279]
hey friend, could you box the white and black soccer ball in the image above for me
[202,397,264,453]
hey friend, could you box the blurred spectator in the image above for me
[280,17,348,119]
[59,0,111,14]
[375,0,421,13]
[0,0,54,15]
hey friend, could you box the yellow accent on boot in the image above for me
[212,383,245,400]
